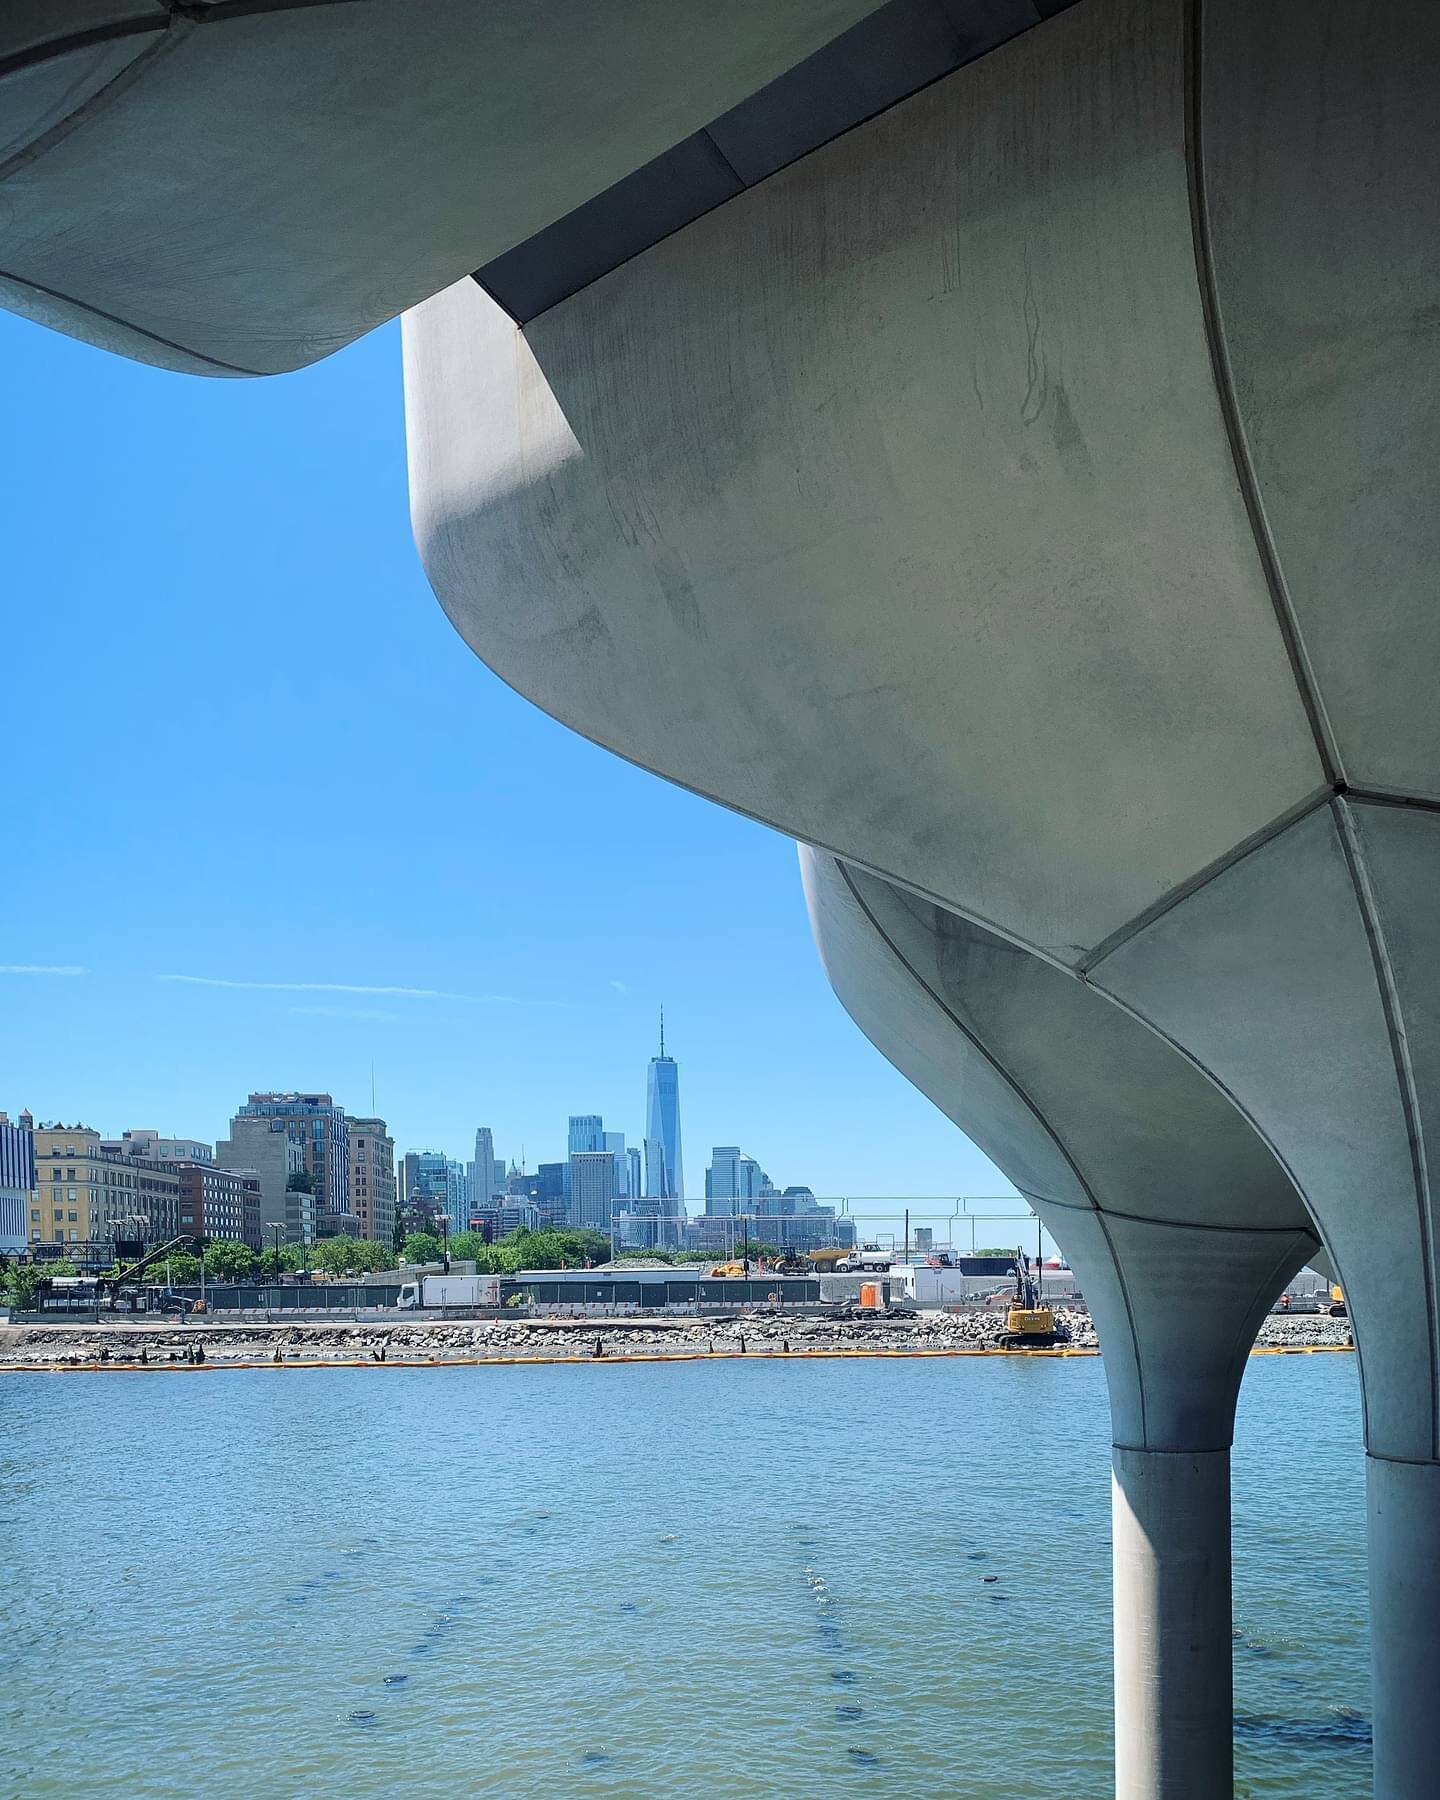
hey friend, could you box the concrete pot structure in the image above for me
[0,0,879,373]
[403,1,1439,1789]
[801,846,1318,1798]
[8,0,1437,1790]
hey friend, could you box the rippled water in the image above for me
[0,1354,1366,1797]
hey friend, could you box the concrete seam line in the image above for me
[1079,782,1334,975]
[1111,1442,1229,1458]
[1016,1188,1100,1215]
[1088,1209,1319,1240]
[1219,1230,1317,1389]
[475,0,1074,325]
[1181,0,1345,785]
[1077,978,1312,1202]
[0,265,263,375]
[835,865,1105,1216]
[176,0,373,21]
[1025,1188,1319,1239]
[833,859,1151,1440]
[0,0,368,81]
[1333,794,1439,1461]
[1341,785,1440,817]
[0,17,193,186]
[0,18,164,86]
[1071,970,1349,1422]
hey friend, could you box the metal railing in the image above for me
[667,1197,1058,1262]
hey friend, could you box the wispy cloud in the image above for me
[160,975,476,1001]
[0,964,88,977]
[609,979,629,994]
[288,1005,410,1023]
[158,974,569,1007]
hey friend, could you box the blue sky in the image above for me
[1,309,1019,1229]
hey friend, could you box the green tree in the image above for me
[286,1169,315,1193]
[351,1239,395,1273]
[312,1235,360,1277]
[203,1240,256,1283]
[497,1226,609,1270]
[445,1231,492,1264]
[402,1231,443,1265]
[160,1250,202,1285]
[5,1258,77,1309]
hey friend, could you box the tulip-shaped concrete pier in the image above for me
[6,0,1430,1791]
[404,5,1438,1786]
[801,848,1317,1798]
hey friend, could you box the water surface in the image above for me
[0,1353,1366,1796]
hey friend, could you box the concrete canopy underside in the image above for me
[407,0,1440,1457]
[0,0,880,373]
[409,7,1440,1784]
[803,843,1319,1798]
[800,846,1317,1453]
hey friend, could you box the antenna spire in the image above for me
[660,1004,665,1058]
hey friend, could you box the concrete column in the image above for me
[1368,1454,1440,1799]
[1112,1448,1232,1800]
[797,850,1316,1799]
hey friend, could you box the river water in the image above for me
[0,1353,1367,1797]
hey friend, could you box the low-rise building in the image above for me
[111,1130,213,1165]
[176,1162,261,1249]
[28,1122,180,1263]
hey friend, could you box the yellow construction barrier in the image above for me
[0,1340,1354,1375]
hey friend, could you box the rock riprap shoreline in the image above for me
[0,1307,1351,1370]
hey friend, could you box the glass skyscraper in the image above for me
[645,1011,684,1205]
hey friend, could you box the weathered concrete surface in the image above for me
[802,845,1316,1796]
[1113,1448,1232,1800]
[801,848,1318,1450]
[0,0,875,373]
[383,2,1440,1792]
[406,0,1322,959]
[1088,802,1440,1466]
[1368,1456,1440,1800]
[407,9,1440,1781]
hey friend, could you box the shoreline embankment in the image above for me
[0,1307,1353,1372]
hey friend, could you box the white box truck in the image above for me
[397,1273,501,1310]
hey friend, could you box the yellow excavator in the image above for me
[998,1247,1069,1349]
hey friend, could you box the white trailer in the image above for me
[397,1273,501,1310]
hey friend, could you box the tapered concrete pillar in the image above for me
[1369,1457,1440,1799]
[799,847,1316,1799]
[1088,801,1440,1795]
[1113,1449,1232,1800]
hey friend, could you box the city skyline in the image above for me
[0,307,1015,1207]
